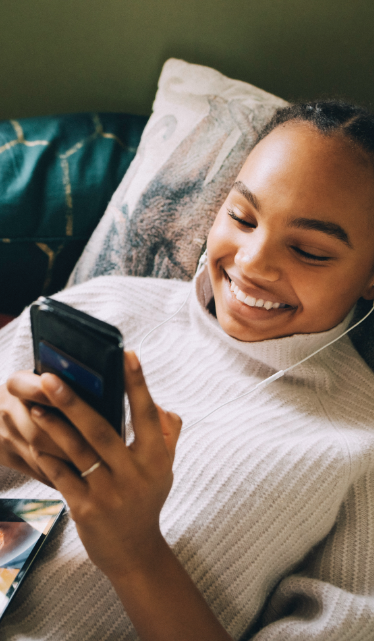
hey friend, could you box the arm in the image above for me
[25,351,232,641]
[108,537,232,641]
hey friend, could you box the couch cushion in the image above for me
[0,112,148,315]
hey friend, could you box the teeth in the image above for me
[230,280,286,310]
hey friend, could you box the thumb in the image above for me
[155,405,182,463]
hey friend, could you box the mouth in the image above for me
[225,273,295,312]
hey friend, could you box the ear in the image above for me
[361,278,374,300]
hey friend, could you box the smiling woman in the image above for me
[1,101,374,641]
[207,104,374,341]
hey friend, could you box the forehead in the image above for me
[237,122,374,232]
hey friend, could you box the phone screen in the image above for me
[0,499,65,619]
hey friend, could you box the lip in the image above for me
[224,270,295,308]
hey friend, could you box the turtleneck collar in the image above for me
[191,264,355,373]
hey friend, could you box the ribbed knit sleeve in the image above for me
[254,468,374,640]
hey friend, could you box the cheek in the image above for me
[293,263,368,315]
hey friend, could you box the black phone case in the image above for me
[30,297,125,436]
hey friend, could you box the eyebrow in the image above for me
[232,181,261,211]
[287,217,352,248]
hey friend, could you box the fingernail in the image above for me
[41,373,65,395]
[126,351,140,372]
[31,405,46,417]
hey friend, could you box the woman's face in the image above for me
[207,122,374,342]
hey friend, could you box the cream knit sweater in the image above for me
[0,267,374,640]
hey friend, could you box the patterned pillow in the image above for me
[68,59,287,286]
[0,112,148,315]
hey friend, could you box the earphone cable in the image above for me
[182,302,374,433]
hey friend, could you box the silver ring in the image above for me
[80,460,102,478]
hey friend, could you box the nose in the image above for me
[234,236,281,282]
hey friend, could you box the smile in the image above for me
[229,279,291,311]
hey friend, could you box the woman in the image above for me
[0,102,374,640]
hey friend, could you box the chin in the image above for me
[216,311,274,342]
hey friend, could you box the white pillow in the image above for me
[68,58,287,285]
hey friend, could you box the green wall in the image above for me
[1,0,373,120]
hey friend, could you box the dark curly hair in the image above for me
[256,101,374,158]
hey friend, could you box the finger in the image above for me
[39,374,128,471]
[15,404,70,460]
[2,392,68,461]
[0,411,55,486]
[8,449,54,487]
[155,406,182,463]
[29,447,87,507]
[125,351,165,455]
[31,404,105,485]
[7,371,52,407]
[26,418,69,460]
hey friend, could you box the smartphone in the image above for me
[0,498,65,620]
[30,297,125,436]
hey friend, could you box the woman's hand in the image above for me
[28,351,182,579]
[0,371,69,485]
[23,352,232,640]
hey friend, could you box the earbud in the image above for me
[197,249,208,272]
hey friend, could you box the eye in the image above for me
[227,208,256,229]
[292,246,332,262]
